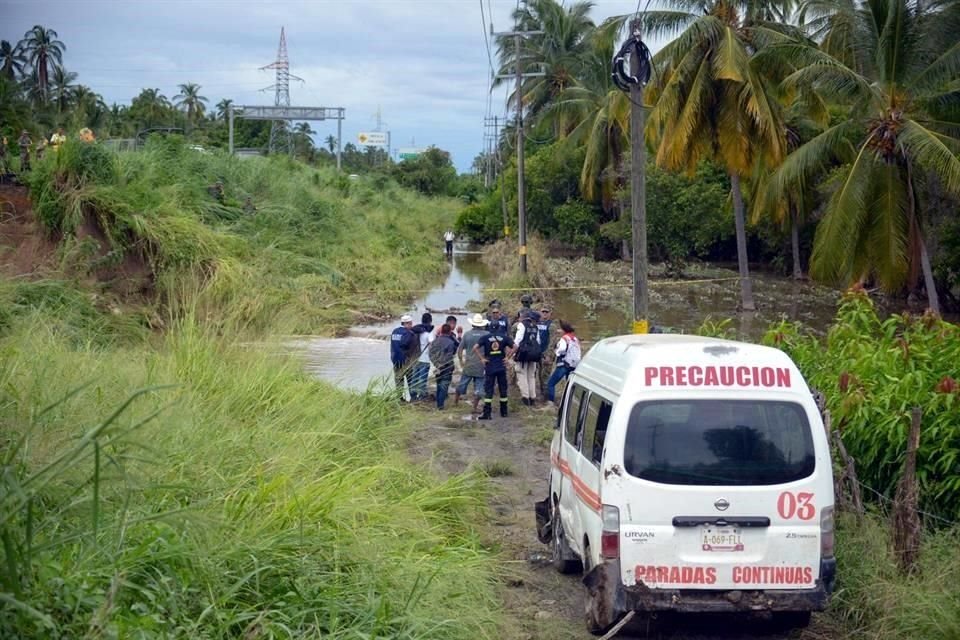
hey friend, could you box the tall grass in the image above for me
[829,513,960,639]
[23,137,458,335]
[0,315,501,638]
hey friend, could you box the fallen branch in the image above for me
[600,610,636,640]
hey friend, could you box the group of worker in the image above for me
[390,294,582,420]
[0,127,93,174]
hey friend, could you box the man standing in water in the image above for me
[390,314,418,401]
[443,230,455,257]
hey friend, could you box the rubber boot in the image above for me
[478,402,492,420]
[500,400,508,417]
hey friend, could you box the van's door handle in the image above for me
[672,516,771,528]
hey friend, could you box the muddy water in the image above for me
[293,244,489,392]
[549,272,843,344]
[295,247,843,391]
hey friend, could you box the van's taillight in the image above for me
[600,505,620,559]
[820,506,835,558]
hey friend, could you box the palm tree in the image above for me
[215,98,233,121]
[324,134,337,153]
[545,24,630,213]
[72,85,108,129]
[629,0,795,310]
[767,0,960,312]
[18,25,65,102]
[50,64,77,113]
[293,122,316,157]
[130,88,172,128]
[494,0,597,134]
[174,82,208,125]
[0,40,26,81]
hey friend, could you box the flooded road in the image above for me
[293,246,844,391]
[292,244,489,392]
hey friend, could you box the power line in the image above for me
[479,0,495,78]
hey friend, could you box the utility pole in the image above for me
[629,19,649,334]
[494,24,543,274]
[613,20,653,333]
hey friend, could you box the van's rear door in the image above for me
[612,397,828,591]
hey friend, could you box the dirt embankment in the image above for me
[0,184,59,276]
[407,400,843,640]
[0,183,153,301]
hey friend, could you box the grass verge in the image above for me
[0,315,502,638]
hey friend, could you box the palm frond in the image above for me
[742,63,787,163]
[910,41,960,94]
[769,120,859,196]
[652,15,726,69]
[897,119,960,195]
[782,61,878,104]
[810,143,880,284]
[861,162,909,291]
[714,27,749,82]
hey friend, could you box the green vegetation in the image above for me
[1,122,502,636]
[765,292,960,520]
[685,292,960,637]
[15,136,453,335]
[461,0,960,312]
[0,317,499,638]
[830,512,960,639]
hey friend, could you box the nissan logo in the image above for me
[714,498,730,511]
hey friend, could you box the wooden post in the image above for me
[892,407,922,575]
[831,422,864,520]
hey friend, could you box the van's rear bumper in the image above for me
[585,558,835,624]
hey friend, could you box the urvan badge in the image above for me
[714,498,730,511]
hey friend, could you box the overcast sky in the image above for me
[4,0,644,171]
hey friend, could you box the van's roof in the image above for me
[576,334,806,396]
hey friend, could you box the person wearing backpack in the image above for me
[429,324,459,410]
[513,309,543,406]
[546,321,581,404]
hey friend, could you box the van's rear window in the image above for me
[623,400,816,485]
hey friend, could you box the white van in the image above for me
[534,334,836,634]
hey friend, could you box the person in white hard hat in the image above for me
[390,314,418,400]
[455,313,490,413]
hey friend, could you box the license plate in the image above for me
[701,526,744,552]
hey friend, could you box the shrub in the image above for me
[765,292,960,520]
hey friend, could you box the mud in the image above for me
[406,400,846,640]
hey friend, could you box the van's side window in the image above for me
[564,385,589,445]
[581,394,613,465]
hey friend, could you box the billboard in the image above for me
[398,147,425,160]
[357,131,388,146]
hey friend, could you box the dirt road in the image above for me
[407,399,842,640]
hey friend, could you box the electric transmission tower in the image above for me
[260,27,303,155]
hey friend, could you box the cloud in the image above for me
[4,0,634,171]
